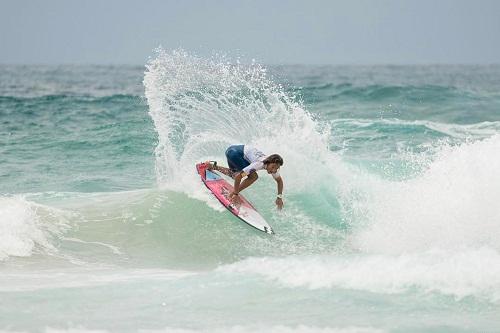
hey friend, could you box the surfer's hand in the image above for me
[229,192,241,205]
[276,197,283,210]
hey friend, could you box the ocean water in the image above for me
[1,49,500,332]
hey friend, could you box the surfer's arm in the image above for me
[231,172,244,195]
[274,176,284,210]
[229,172,246,205]
[232,171,258,196]
[275,175,283,194]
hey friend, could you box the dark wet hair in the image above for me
[263,154,283,166]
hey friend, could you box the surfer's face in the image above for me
[266,163,280,174]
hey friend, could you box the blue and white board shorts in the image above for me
[225,145,250,172]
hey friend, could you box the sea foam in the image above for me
[219,247,500,303]
[0,196,55,260]
[352,134,500,254]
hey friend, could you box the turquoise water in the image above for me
[1,49,500,332]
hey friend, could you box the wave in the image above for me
[296,83,474,104]
[0,196,68,260]
[348,134,500,254]
[0,93,141,104]
[331,118,500,139]
[218,247,500,303]
[0,64,144,98]
[0,91,155,194]
[0,94,145,127]
[9,134,497,270]
[329,119,500,165]
[3,189,344,266]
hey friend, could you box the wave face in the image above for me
[1,58,500,332]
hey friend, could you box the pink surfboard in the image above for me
[196,163,274,234]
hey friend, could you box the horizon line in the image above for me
[1,61,500,67]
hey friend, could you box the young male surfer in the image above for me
[206,144,284,210]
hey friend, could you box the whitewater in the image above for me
[1,49,500,332]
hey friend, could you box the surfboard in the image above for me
[196,162,274,234]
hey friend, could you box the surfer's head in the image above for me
[263,154,283,174]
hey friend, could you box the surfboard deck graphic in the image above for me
[196,163,274,234]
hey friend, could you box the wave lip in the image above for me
[0,197,57,260]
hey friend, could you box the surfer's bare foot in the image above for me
[205,161,214,170]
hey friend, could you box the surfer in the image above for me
[206,145,284,210]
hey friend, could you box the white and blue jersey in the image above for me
[225,144,280,179]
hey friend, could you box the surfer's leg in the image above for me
[225,145,249,179]
[204,160,238,178]
[215,165,236,178]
